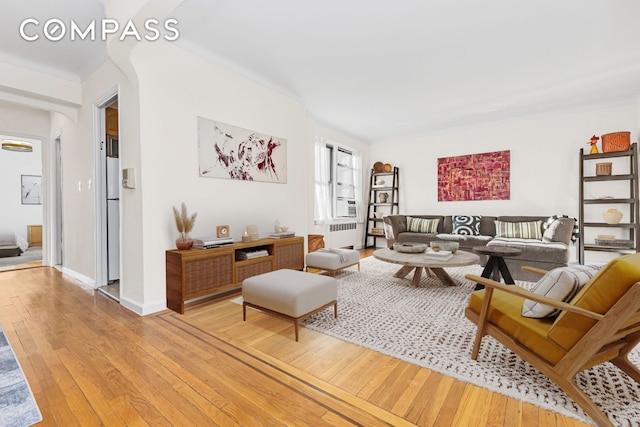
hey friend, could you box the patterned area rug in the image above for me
[299,257,640,426]
[0,325,42,427]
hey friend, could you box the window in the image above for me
[314,137,362,222]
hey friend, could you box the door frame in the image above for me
[94,86,119,287]
[51,132,64,267]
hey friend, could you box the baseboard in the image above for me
[61,267,95,288]
[119,296,167,316]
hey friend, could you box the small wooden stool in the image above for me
[242,269,337,341]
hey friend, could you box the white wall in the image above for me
[122,41,368,312]
[0,104,48,239]
[371,102,640,263]
[47,61,131,283]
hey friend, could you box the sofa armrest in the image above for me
[383,215,407,248]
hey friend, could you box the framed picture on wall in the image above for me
[21,175,42,205]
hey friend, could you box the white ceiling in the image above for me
[2,0,640,142]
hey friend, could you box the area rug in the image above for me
[241,257,640,426]
[0,325,42,427]
[0,248,42,270]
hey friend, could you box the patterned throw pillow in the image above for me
[543,215,579,243]
[452,215,482,235]
[494,220,543,240]
[522,265,601,318]
[406,216,440,234]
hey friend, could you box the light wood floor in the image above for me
[0,252,592,426]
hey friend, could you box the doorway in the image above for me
[53,135,63,267]
[0,134,44,271]
[95,90,121,302]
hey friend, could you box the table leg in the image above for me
[496,258,515,284]
[394,265,414,279]
[430,267,457,287]
[475,257,498,290]
[411,267,423,288]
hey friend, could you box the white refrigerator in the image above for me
[106,157,120,282]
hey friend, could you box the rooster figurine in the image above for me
[587,135,599,154]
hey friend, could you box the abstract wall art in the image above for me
[437,150,510,201]
[198,117,287,183]
[21,175,42,205]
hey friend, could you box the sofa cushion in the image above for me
[452,215,482,235]
[522,265,601,318]
[406,216,440,233]
[495,220,543,240]
[548,253,640,351]
[487,238,569,264]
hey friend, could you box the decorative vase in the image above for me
[176,235,194,250]
[379,192,389,203]
[375,179,385,186]
[603,209,623,225]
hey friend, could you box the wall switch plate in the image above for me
[122,168,136,189]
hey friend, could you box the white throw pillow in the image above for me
[521,265,601,318]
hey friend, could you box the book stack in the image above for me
[424,250,453,261]
[269,231,295,238]
[193,236,234,249]
[236,249,270,260]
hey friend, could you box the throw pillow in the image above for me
[406,216,440,234]
[452,215,482,235]
[521,264,601,318]
[494,220,543,240]
[543,215,579,243]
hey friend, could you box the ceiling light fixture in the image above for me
[1,139,33,152]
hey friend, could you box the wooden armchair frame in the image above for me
[465,266,640,427]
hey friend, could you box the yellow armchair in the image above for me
[465,253,640,427]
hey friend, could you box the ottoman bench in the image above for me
[242,269,338,341]
[305,248,360,276]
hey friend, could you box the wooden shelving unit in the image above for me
[579,142,639,263]
[166,236,304,314]
[363,166,399,248]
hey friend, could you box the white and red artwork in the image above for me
[438,150,510,201]
[198,117,287,183]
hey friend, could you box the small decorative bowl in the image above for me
[393,242,427,253]
[430,241,459,253]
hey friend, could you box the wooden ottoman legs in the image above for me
[243,300,337,341]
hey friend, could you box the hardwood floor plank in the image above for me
[389,368,433,416]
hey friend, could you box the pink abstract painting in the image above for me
[438,150,510,201]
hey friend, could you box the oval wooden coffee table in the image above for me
[373,248,480,288]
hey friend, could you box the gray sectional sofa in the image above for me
[382,215,576,281]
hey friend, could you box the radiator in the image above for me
[317,223,358,249]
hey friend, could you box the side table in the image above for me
[472,246,522,290]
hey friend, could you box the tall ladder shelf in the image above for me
[579,142,639,264]
[364,166,399,248]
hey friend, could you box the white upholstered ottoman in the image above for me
[242,269,338,341]
[305,248,360,276]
